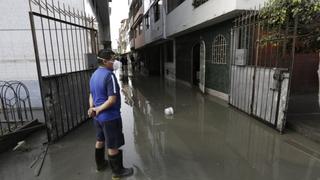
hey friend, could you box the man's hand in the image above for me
[88,107,96,118]
[92,96,117,116]
[93,106,103,116]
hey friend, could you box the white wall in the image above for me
[0,0,87,80]
[236,0,265,9]
[0,0,90,108]
[0,0,36,80]
[166,0,265,37]
[150,5,164,41]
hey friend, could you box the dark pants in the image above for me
[94,118,125,149]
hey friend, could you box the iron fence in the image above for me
[29,0,98,141]
[229,9,297,132]
[0,81,34,136]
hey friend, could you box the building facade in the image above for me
[128,0,265,99]
[127,0,320,140]
[118,19,130,54]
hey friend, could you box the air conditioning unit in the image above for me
[235,49,247,66]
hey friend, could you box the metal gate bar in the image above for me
[229,8,297,132]
[29,0,98,141]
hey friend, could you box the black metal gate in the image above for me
[28,0,98,141]
[229,10,297,132]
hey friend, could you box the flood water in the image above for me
[1,72,320,180]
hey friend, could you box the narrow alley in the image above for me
[1,73,319,180]
[1,0,320,180]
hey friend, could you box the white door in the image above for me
[199,41,206,93]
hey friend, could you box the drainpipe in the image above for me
[159,0,166,78]
[162,0,166,39]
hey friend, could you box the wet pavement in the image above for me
[1,73,320,180]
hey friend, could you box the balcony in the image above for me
[166,0,265,37]
[130,38,135,49]
[133,5,144,24]
[144,2,165,45]
[134,28,145,49]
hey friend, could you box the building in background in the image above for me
[128,0,171,76]
[118,19,130,54]
[87,0,112,49]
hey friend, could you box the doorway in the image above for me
[192,43,200,86]
[192,41,206,93]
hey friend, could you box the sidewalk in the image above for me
[0,74,320,180]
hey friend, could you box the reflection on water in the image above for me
[118,72,320,180]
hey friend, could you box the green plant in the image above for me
[260,0,320,52]
[260,0,320,25]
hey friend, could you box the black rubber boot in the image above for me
[108,150,134,178]
[95,147,108,171]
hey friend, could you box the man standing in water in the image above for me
[88,48,133,178]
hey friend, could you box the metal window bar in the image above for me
[236,12,244,110]
[73,8,85,124]
[242,10,251,114]
[239,12,247,112]
[253,13,264,118]
[212,34,227,64]
[243,12,248,110]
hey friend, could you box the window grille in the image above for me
[212,34,227,64]
[154,1,160,22]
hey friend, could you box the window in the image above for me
[234,25,253,65]
[192,0,209,8]
[131,0,143,19]
[154,1,160,22]
[139,21,143,35]
[135,26,139,37]
[144,14,150,29]
[212,34,227,64]
[167,0,185,13]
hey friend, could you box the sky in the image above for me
[109,1,129,50]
